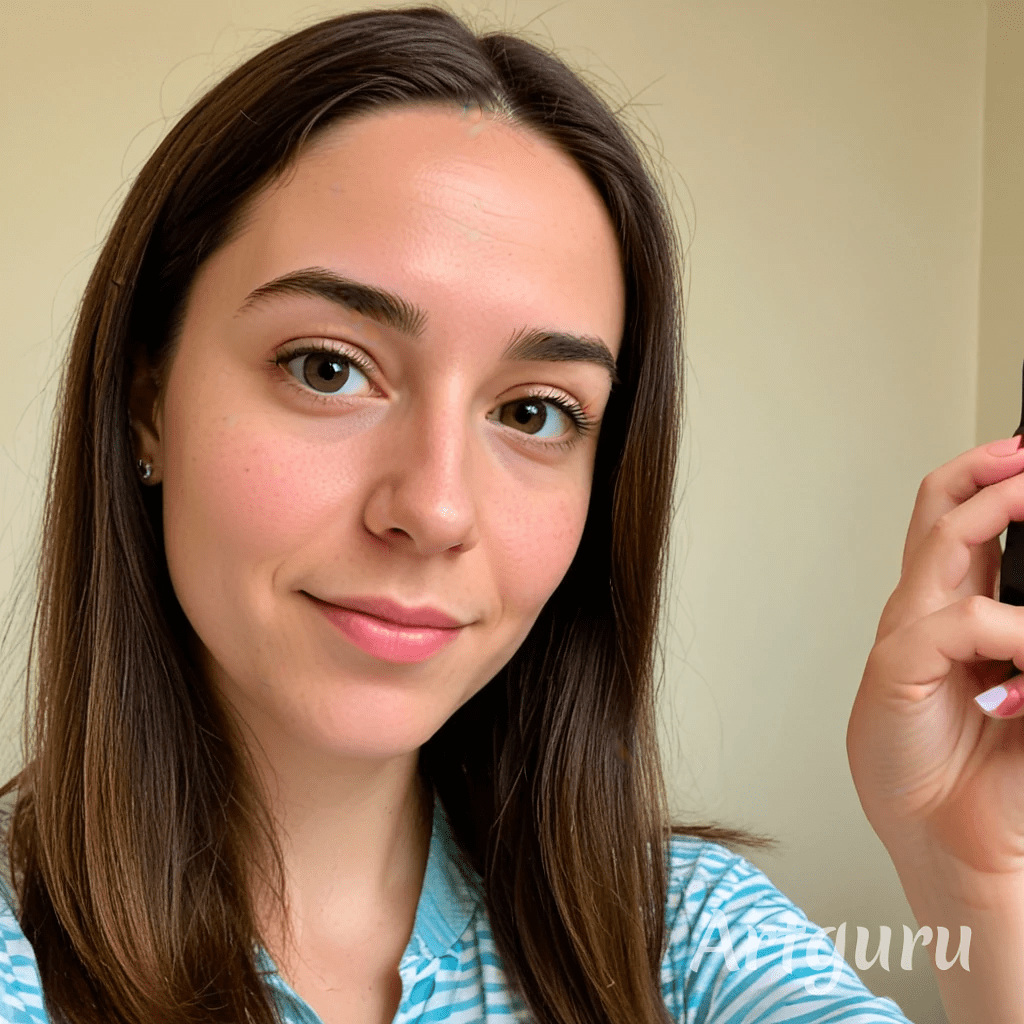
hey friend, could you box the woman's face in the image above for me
[139,103,625,763]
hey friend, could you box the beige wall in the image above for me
[978,0,1024,441]
[3,1,1017,1021]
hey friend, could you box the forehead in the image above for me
[221,103,625,358]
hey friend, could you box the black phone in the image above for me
[998,358,1024,606]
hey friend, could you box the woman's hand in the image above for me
[847,435,1024,876]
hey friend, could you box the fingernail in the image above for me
[974,682,1024,716]
[986,435,1024,456]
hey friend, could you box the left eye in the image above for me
[283,351,371,396]
[493,397,571,439]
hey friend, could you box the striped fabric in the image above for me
[0,796,914,1023]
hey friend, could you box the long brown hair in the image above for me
[1,6,775,1023]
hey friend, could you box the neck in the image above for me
[237,717,434,975]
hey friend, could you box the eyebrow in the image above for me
[236,267,620,387]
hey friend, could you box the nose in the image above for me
[362,394,480,556]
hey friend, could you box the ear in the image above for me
[128,352,165,481]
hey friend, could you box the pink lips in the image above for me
[305,593,465,664]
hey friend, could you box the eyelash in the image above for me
[271,339,598,450]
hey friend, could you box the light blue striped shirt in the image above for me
[0,796,914,1022]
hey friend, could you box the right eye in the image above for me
[276,344,376,399]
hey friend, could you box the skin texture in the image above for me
[130,102,625,1023]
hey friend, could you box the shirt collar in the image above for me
[409,786,485,958]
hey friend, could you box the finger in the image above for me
[873,593,1024,701]
[902,438,1024,578]
[898,463,1024,614]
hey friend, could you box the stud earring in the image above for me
[136,459,153,482]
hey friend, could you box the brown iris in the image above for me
[302,353,351,393]
[499,399,548,435]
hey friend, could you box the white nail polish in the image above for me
[974,684,1009,712]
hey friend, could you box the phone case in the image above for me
[998,358,1024,606]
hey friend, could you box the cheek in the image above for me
[165,426,311,567]
[485,480,590,617]
[159,380,345,632]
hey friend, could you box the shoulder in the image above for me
[662,833,809,932]
[0,878,49,1023]
[659,834,914,1023]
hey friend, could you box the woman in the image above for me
[0,6,1018,1023]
